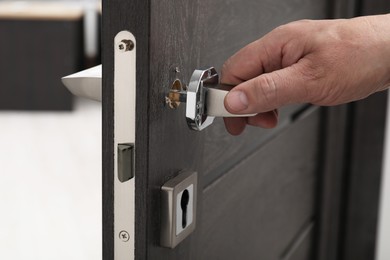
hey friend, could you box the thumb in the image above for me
[224,65,308,114]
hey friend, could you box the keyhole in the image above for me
[180,189,190,229]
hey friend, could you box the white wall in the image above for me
[0,99,102,260]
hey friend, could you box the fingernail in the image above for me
[226,91,249,112]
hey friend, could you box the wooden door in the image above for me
[101,0,386,259]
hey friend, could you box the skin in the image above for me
[222,14,390,135]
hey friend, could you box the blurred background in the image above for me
[0,0,102,259]
[0,1,390,260]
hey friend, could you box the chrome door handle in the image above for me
[166,67,255,131]
[62,65,102,102]
[62,66,254,131]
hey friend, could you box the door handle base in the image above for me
[167,67,256,131]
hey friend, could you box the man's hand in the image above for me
[222,14,390,135]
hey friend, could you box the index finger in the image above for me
[221,24,307,85]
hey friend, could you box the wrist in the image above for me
[381,14,390,86]
[368,14,390,87]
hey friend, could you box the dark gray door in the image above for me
[101,0,388,259]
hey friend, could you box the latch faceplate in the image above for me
[113,31,136,260]
[62,31,137,260]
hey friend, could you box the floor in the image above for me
[0,99,102,260]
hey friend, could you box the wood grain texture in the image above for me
[146,0,329,259]
[196,0,328,184]
[103,0,335,259]
[198,108,320,260]
[315,105,350,260]
[316,1,390,259]
[147,0,329,186]
[339,1,390,257]
[331,0,358,18]
[0,19,82,110]
[201,104,305,186]
[199,0,329,70]
[360,0,390,15]
[282,223,314,260]
[341,92,388,260]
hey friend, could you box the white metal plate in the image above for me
[114,31,136,260]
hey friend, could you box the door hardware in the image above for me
[62,65,102,102]
[113,31,136,260]
[118,144,135,183]
[63,31,137,260]
[62,67,255,132]
[161,170,197,248]
[166,67,256,131]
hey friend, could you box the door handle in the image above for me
[62,66,254,131]
[62,65,102,102]
[166,67,255,131]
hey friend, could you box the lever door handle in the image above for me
[62,65,102,102]
[166,67,256,131]
[62,66,255,131]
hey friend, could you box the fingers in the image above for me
[223,110,278,136]
[221,23,308,85]
[223,117,246,136]
[221,33,285,85]
[224,64,308,114]
[247,110,278,128]
[220,20,314,135]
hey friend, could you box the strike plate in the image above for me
[114,31,136,260]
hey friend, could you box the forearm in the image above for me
[367,14,390,87]
[382,14,390,86]
[222,14,390,135]
[373,14,390,87]
[336,14,390,91]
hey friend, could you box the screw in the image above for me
[118,39,134,52]
[196,114,202,123]
[119,230,130,242]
